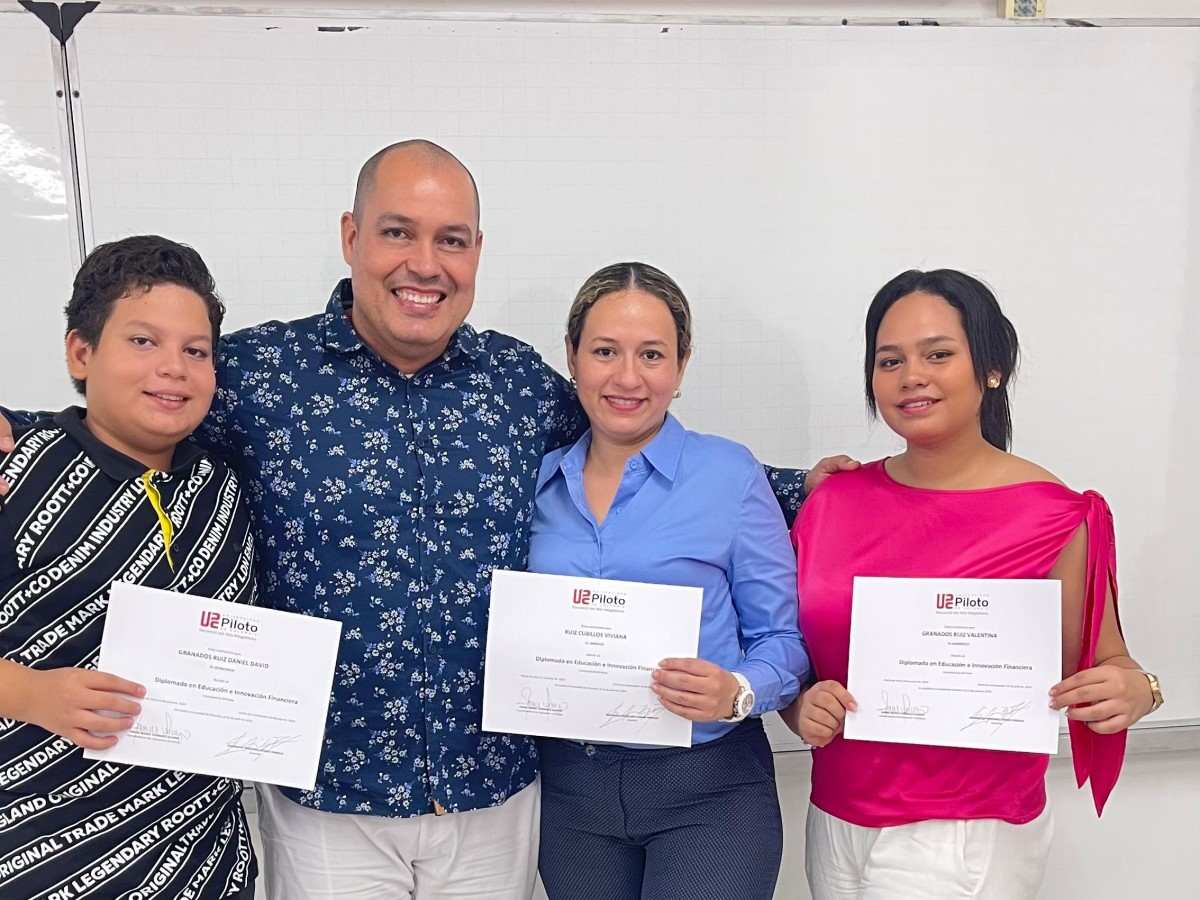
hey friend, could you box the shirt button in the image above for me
[584,744,596,757]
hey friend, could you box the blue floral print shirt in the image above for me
[198,280,586,816]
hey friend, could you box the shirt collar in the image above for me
[317,279,363,355]
[536,413,686,492]
[640,413,686,482]
[54,407,204,480]
[443,322,486,365]
[318,277,485,369]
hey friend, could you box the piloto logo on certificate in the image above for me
[935,592,989,610]
[571,588,626,607]
[199,610,259,633]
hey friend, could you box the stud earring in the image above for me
[986,376,1001,389]
[672,389,682,399]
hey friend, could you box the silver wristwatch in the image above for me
[720,672,755,722]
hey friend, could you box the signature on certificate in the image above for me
[877,691,930,719]
[517,687,568,717]
[133,712,192,744]
[960,700,1032,735]
[216,732,302,759]
[598,700,664,730]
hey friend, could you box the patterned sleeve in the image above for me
[191,336,239,455]
[765,466,809,529]
[538,360,588,454]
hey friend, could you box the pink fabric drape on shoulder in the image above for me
[793,460,1126,828]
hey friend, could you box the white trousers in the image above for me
[805,803,1054,900]
[255,780,540,900]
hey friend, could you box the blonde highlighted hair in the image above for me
[566,262,692,360]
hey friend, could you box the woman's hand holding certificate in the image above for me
[783,680,858,748]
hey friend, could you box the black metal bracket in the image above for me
[20,2,99,46]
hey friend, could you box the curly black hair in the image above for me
[65,235,224,395]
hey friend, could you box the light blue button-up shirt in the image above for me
[528,413,810,746]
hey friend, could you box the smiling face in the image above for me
[340,148,483,374]
[66,283,217,470]
[567,288,689,451]
[871,290,992,448]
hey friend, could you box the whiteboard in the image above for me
[56,13,1200,738]
[0,11,79,411]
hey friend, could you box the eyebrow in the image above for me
[588,336,669,346]
[875,335,959,355]
[376,213,473,235]
[123,321,212,344]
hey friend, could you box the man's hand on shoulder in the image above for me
[804,454,861,496]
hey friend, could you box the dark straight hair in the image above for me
[864,269,1020,451]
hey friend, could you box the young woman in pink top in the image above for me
[782,269,1162,899]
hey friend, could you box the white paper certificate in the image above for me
[844,577,1061,754]
[482,570,702,747]
[84,582,342,790]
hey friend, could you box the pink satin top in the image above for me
[794,460,1126,827]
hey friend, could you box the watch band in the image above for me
[1140,671,1164,713]
[720,672,754,723]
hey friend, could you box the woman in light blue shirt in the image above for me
[529,262,809,900]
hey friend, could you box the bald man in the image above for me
[206,141,575,899]
[0,140,848,898]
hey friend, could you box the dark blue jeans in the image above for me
[537,718,784,900]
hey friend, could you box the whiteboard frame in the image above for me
[67,3,1200,27]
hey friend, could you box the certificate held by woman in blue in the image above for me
[482,570,702,747]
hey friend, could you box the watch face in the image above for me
[737,690,755,717]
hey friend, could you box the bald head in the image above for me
[352,140,480,227]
